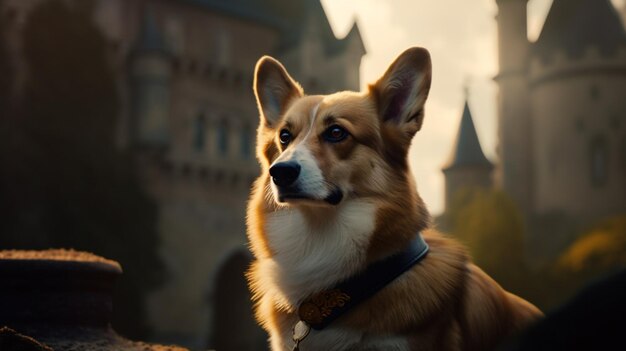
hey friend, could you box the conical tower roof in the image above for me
[533,0,626,59]
[443,101,493,172]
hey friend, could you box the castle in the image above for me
[6,0,625,347]
[127,1,363,348]
[2,0,364,348]
[443,0,626,258]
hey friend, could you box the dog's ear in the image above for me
[253,56,303,128]
[370,47,432,137]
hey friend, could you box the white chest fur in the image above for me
[257,200,416,351]
[259,200,376,308]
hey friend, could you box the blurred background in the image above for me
[0,0,624,350]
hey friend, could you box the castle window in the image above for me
[230,174,240,186]
[590,136,609,187]
[172,57,182,72]
[198,167,209,180]
[233,72,243,90]
[135,78,170,145]
[589,85,600,101]
[192,114,206,152]
[4,7,17,23]
[574,117,585,133]
[240,126,252,159]
[203,64,214,79]
[217,68,228,85]
[161,160,174,174]
[217,120,229,156]
[181,163,192,177]
[214,29,231,67]
[165,16,184,55]
[610,114,621,131]
[215,170,224,183]
[188,59,198,75]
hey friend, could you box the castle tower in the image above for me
[274,0,364,93]
[130,8,172,148]
[527,0,626,221]
[442,99,494,212]
[494,0,533,215]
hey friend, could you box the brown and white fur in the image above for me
[246,47,542,351]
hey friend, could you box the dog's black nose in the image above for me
[269,162,301,187]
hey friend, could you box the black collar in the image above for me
[297,233,429,330]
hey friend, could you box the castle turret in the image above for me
[130,8,172,148]
[340,22,366,91]
[527,0,626,221]
[272,0,364,93]
[494,0,533,215]
[442,99,494,212]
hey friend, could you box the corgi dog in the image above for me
[246,47,542,351]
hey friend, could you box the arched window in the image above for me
[233,72,243,90]
[589,85,600,101]
[214,29,231,66]
[240,127,252,159]
[590,136,609,186]
[217,119,229,156]
[164,16,184,55]
[135,78,170,146]
[192,114,206,152]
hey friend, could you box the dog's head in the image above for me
[253,47,431,210]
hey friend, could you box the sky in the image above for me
[320,0,625,215]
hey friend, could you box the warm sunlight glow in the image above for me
[320,0,623,215]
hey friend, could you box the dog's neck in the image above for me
[297,234,429,330]
[261,199,378,307]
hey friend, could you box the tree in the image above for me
[442,189,626,312]
[0,0,164,339]
[444,187,527,291]
[559,215,626,275]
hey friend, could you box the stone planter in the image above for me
[0,249,187,351]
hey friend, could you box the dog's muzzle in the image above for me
[269,161,343,205]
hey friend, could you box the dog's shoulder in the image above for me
[338,229,470,333]
[457,263,541,350]
[401,230,541,350]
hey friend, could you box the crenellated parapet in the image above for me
[529,45,626,87]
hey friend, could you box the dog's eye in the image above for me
[323,125,349,143]
[279,129,292,145]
